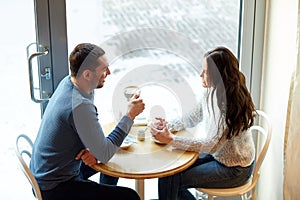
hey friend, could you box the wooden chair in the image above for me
[195,110,272,200]
[15,134,42,200]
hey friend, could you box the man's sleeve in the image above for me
[72,103,132,163]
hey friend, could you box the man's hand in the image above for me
[75,149,97,166]
[126,93,145,120]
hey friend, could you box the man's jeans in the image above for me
[79,162,119,185]
[40,162,138,200]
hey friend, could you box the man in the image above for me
[30,43,144,200]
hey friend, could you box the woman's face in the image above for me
[200,58,210,88]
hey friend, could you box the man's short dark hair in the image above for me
[69,43,105,77]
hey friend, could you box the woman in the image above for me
[150,46,256,200]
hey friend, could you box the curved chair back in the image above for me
[249,110,272,191]
[15,134,42,200]
[196,110,272,200]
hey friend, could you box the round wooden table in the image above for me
[92,123,199,200]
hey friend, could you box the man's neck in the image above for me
[70,76,91,94]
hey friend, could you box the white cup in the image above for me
[137,129,145,141]
[123,86,141,101]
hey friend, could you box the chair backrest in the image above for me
[250,110,272,187]
[15,134,42,200]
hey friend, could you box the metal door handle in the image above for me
[27,43,50,103]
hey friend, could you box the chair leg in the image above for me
[195,190,208,200]
[195,190,200,199]
[241,191,252,200]
[241,195,245,200]
[252,188,257,200]
[207,195,213,200]
[241,194,247,200]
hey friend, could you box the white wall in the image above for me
[258,0,298,199]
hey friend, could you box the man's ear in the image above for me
[82,69,92,81]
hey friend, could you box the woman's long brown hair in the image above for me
[204,47,256,139]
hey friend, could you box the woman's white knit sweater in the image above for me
[168,91,255,167]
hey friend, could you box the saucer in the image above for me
[151,136,166,145]
[120,135,135,149]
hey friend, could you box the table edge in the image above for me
[91,152,199,179]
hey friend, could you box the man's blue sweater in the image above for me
[30,76,133,190]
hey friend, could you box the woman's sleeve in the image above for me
[167,102,203,132]
[171,125,225,153]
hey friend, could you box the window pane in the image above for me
[66,0,240,52]
[66,0,240,121]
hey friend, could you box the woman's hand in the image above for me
[150,117,174,144]
[75,149,97,167]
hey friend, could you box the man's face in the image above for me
[92,56,111,89]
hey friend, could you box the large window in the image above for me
[66,0,241,123]
[66,2,241,198]
[0,0,265,199]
